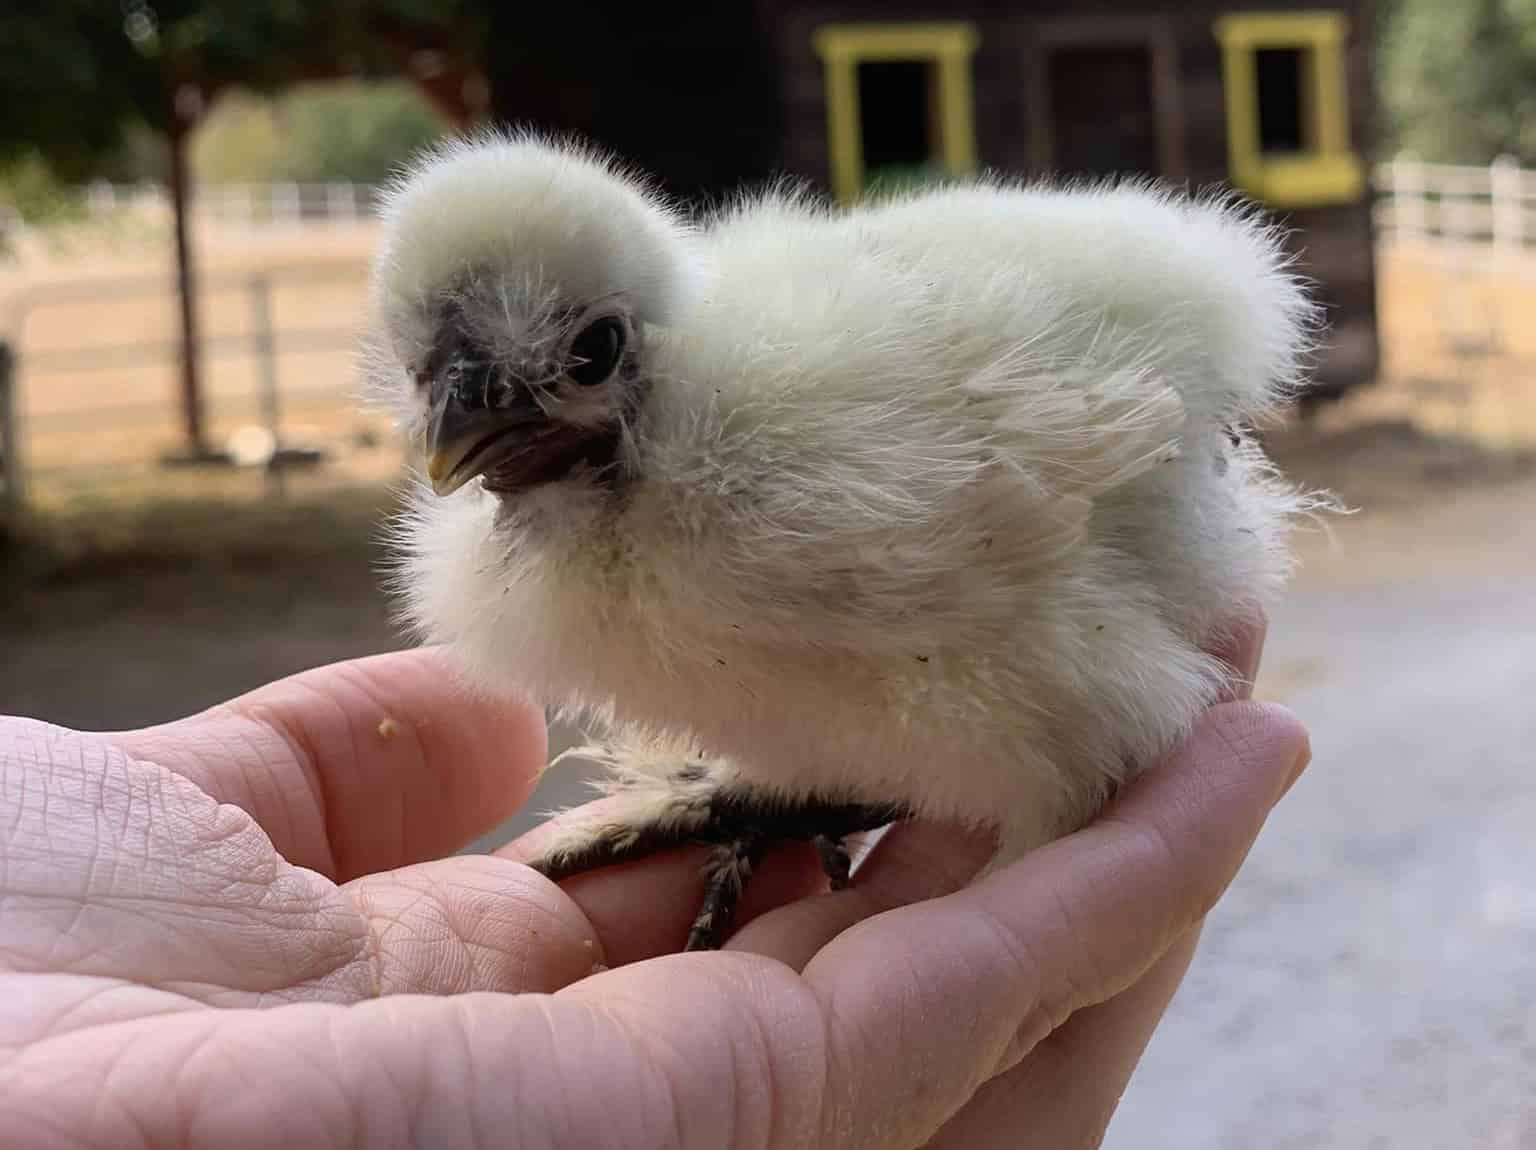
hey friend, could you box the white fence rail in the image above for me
[70,158,1536,243]
[80,180,386,228]
[1374,155,1536,252]
[10,259,382,491]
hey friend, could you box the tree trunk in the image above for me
[167,96,206,457]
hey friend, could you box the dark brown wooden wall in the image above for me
[481,1,1378,392]
[761,0,1379,391]
[485,1,783,205]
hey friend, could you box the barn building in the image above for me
[486,3,1379,397]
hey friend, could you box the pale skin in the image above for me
[0,619,1307,1149]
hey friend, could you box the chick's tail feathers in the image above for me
[1154,188,1323,426]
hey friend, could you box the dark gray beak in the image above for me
[423,367,544,496]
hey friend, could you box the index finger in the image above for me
[110,648,546,880]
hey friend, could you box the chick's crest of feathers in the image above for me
[367,132,698,425]
[372,133,1322,858]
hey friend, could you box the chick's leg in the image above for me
[524,760,728,882]
[685,835,766,951]
[524,757,907,950]
[682,806,894,949]
[813,833,854,890]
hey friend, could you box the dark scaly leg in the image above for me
[684,836,767,951]
[813,833,853,890]
[524,766,909,951]
[679,795,906,949]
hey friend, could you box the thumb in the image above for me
[801,700,1311,1146]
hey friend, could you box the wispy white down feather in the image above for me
[371,133,1323,862]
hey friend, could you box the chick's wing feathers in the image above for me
[672,178,1307,524]
[866,183,1313,408]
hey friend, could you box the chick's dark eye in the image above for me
[567,316,625,387]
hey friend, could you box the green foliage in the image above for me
[0,153,86,226]
[194,81,449,184]
[0,3,476,178]
[0,152,87,257]
[0,4,160,180]
[281,81,448,182]
[1378,0,1536,163]
[192,90,287,182]
[100,124,171,186]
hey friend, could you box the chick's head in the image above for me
[368,133,695,499]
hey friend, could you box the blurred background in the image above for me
[1,2,1532,1146]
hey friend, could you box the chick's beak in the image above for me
[422,370,542,497]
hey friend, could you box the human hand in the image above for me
[0,622,1306,1148]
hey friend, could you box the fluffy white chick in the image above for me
[368,132,1317,950]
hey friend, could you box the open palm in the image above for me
[0,628,1306,1148]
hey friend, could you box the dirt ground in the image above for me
[0,477,402,729]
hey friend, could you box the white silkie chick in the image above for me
[368,133,1318,950]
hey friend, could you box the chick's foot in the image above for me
[525,775,908,950]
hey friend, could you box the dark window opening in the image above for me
[1047,44,1159,179]
[1256,47,1306,154]
[857,59,935,189]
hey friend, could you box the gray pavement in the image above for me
[1107,513,1536,1148]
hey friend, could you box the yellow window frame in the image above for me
[1214,11,1364,208]
[812,23,979,204]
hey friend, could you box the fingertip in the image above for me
[351,648,550,781]
[1197,699,1312,806]
[1273,717,1313,800]
[1076,700,1311,930]
[245,648,549,876]
[1109,699,1308,820]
